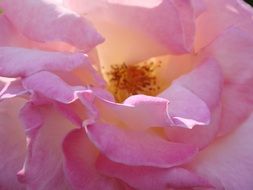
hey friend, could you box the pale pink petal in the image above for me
[55,102,84,127]
[84,93,172,130]
[19,102,44,132]
[86,122,198,168]
[54,89,103,128]
[0,98,26,189]
[23,71,81,103]
[0,14,72,52]
[161,59,223,149]
[204,28,253,135]
[0,79,4,91]
[188,113,253,189]
[97,155,211,190]
[195,0,253,50]
[190,0,206,18]
[219,83,253,136]
[123,95,172,129]
[64,0,200,64]
[159,84,210,129]
[0,0,104,51]
[0,47,88,77]
[0,78,27,100]
[63,129,124,190]
[18,103,73,189]
[166,105,221,150]
[0,16,18,46]
[171,58,223,110]
[204,28,253,84]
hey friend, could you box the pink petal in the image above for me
[171,58,223,110]
[161,59,223,149]
[0,78,27,100]
[195,0,253,51]
[64,0,199,64]
[62,129,124,190]
[55,102,84,127]
[84,93,172,131]
[54,89,106,127]
[165,105,221,150]
[159,84,211,129]
[0,47,88,77]
[190,0,206,18]
[0,16,18,46]
[18,103,74,189]
[0,0,103,51]
[219,83,253,136]
[123,95,172,129]
[23,71,79,103]
[188,113,253,189]
[86,122,198,168]
[19,102,44,132]
[0,15,68,52]
[204,28,253,135]
[97,155,211,190]
[0,98,26,189]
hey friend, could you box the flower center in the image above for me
[104,61,161,102]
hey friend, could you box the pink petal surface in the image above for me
[0,98,26,190]
[23,71,79,103]
[84,93,172,130]
[171,58,223,110]
[19,102,44,133]
[0,78,27,100]
[64,0,200,64]
[97,155,211,190]
[0,47,88,77]
[63,129,123,190]
[195,0,253,51]
[0,16,18,46]
[18,104,73,189]
[161,59,223,149]
[203,28,253,135]
[190,0,206,18]
[0,0,104,51]
[54,89,107,128]
[86,122,198,168]
[188,113,253,190]
[159,84,210,129]
[0,14,85,52]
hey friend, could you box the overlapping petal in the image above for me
[0,98,26,190]
[159,84,211,129]
[0,47,88,77]
[0,0,252,189]
[203,27,253,135]
[64,0,201,64]
[86,122,198,168]
[195,0,253,50]
[82,93,172,130]
[0,0,104,51]
[188,113,253,189]
[97,155,211,190]
[18,103,74,189]
[63,129,124,190]
[0,78,27,100]
[0,16,19,46]
[162,58,223,149]
[23,71,81,104]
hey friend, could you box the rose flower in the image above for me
[0,0,253,189]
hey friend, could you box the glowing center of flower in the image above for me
[105,61,161,102]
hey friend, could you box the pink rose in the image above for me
[0,0,253,189]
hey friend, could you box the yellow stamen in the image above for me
[105,61,161,102]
